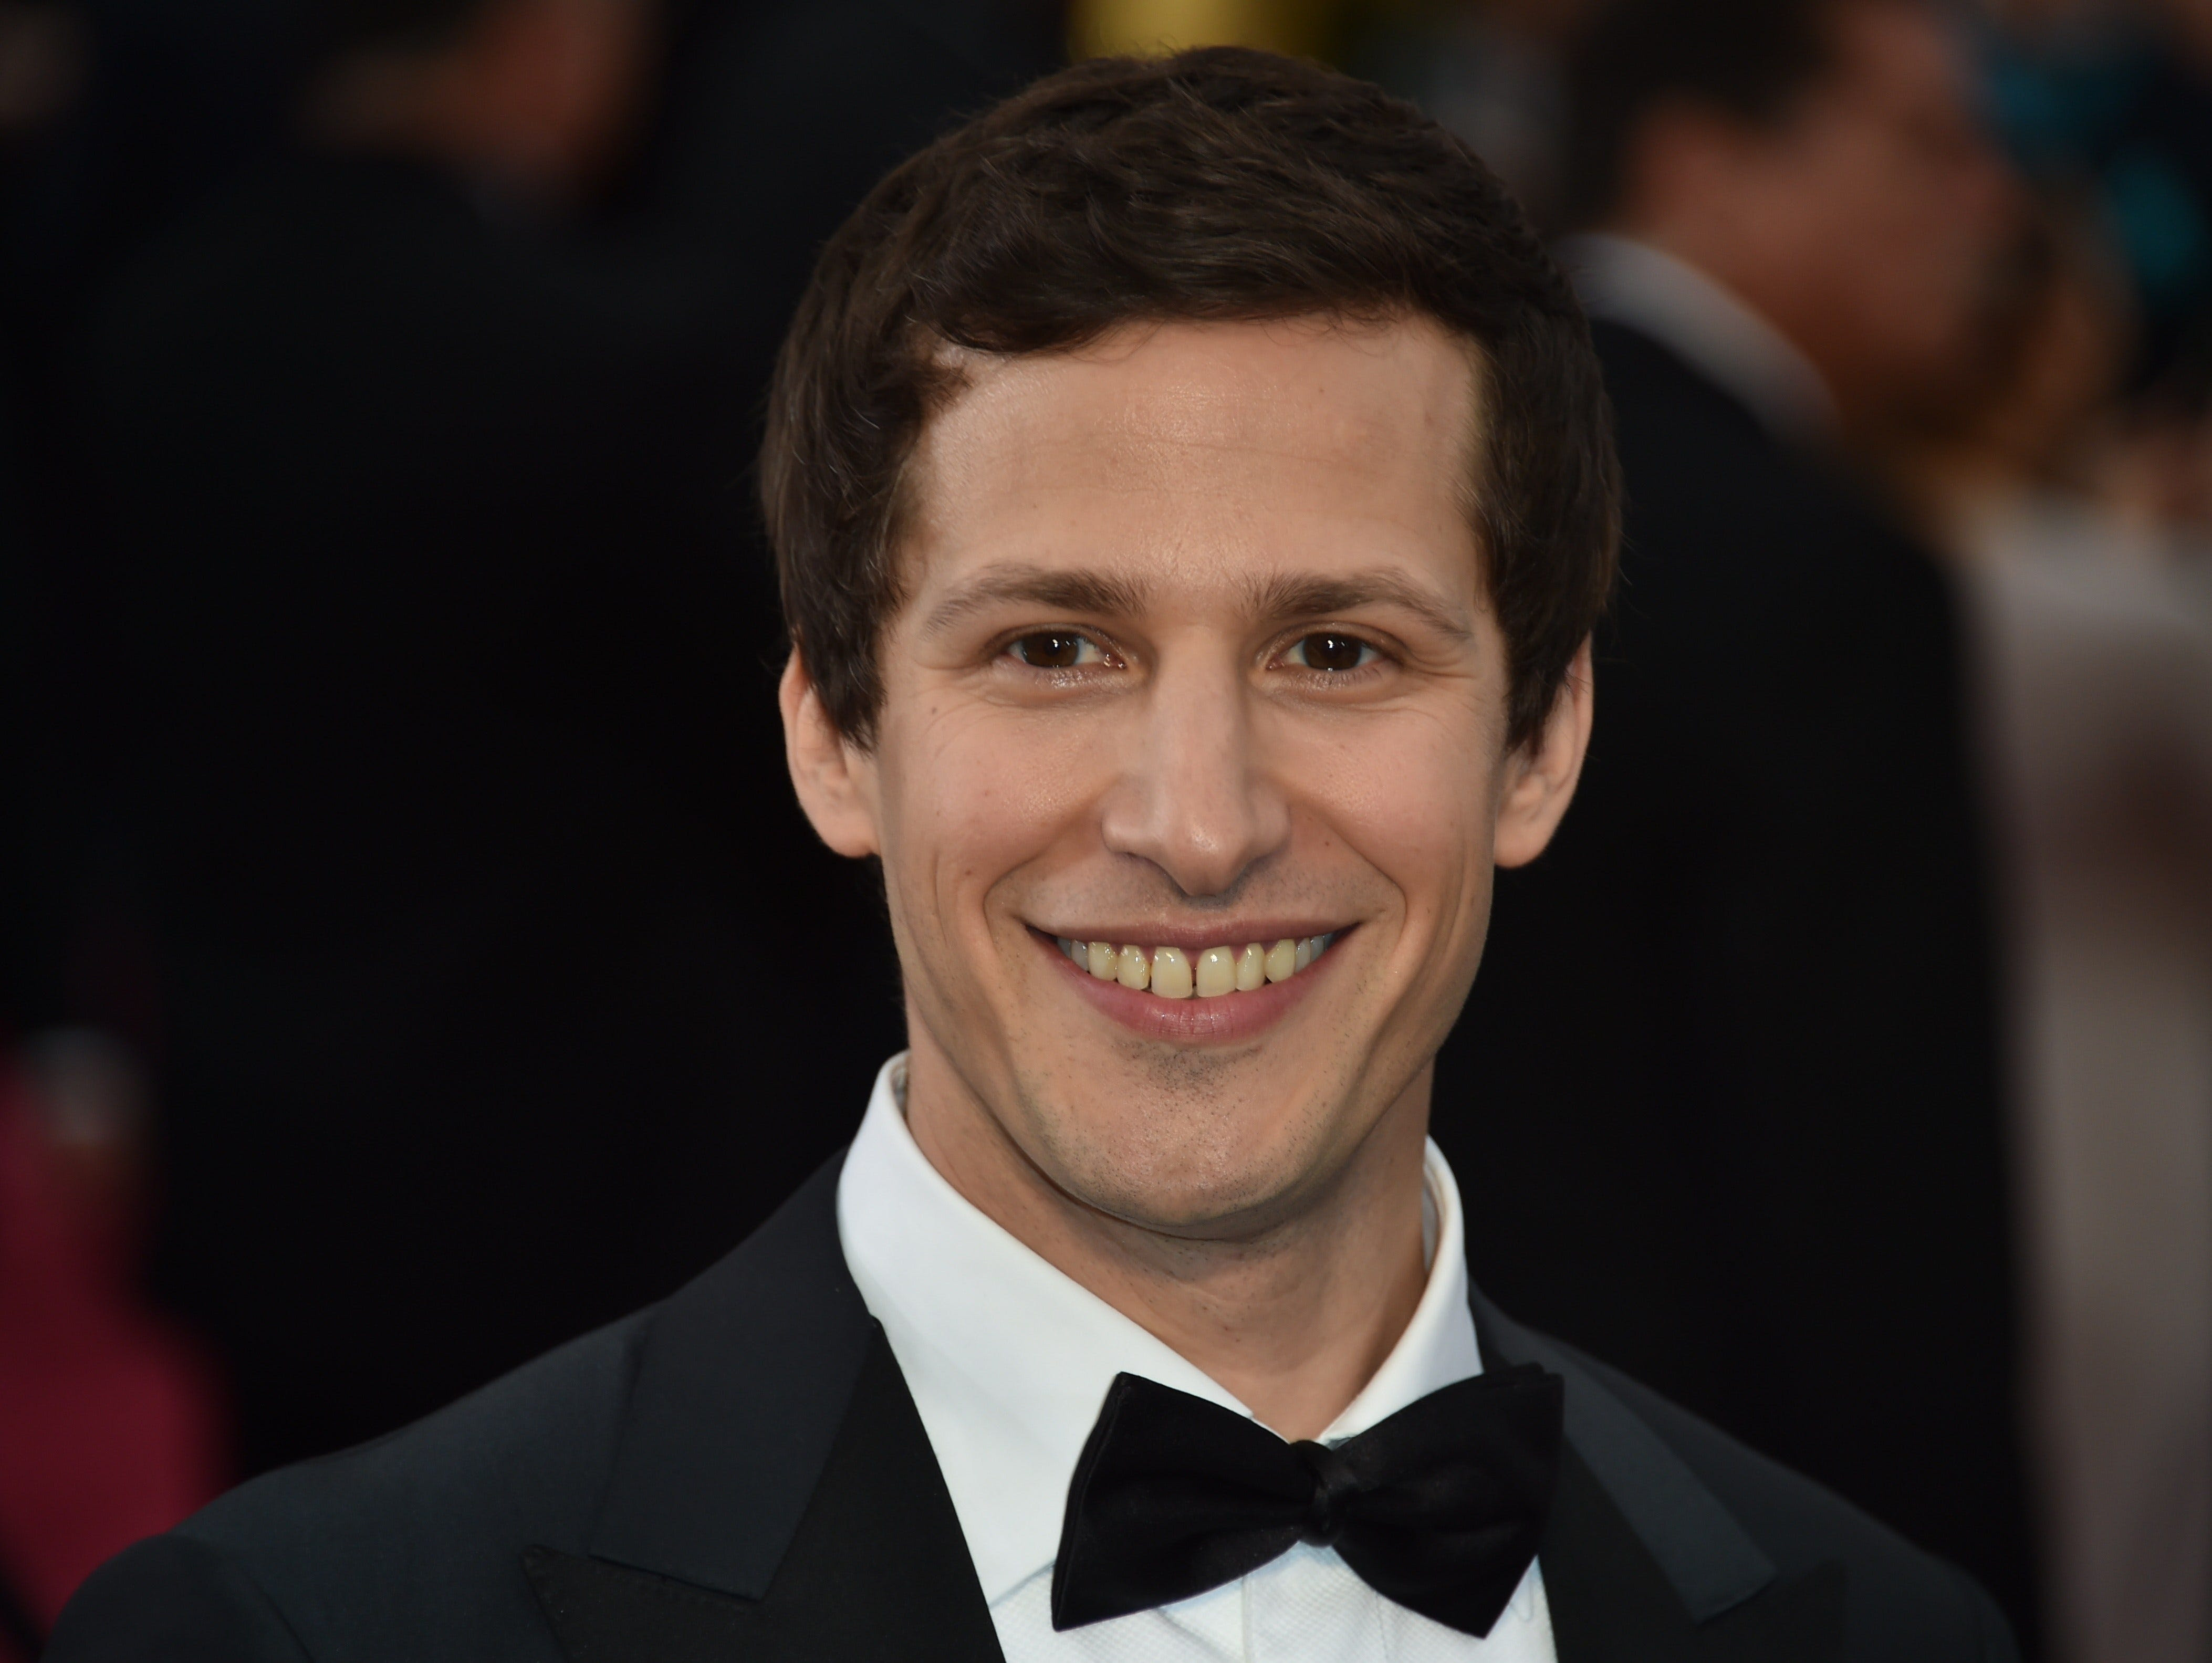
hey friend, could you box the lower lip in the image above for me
[1033,928,1345,1045]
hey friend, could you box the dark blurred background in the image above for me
[0,2,2205,1660]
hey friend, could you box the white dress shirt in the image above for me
[1555,232,1838,447]
[837,1054,1558,1663]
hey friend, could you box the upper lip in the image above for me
[1030,922,1353,953]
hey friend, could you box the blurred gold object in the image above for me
[1068,0,1335,59]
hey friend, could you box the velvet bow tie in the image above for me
[1051,1364,1565,1637]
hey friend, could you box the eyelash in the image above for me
[996,629,1395,681]
[1003,630,1117,671]
[1279,633,1385,675]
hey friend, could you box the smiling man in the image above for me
[50,48,2015,1663]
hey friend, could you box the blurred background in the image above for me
[0,0,2206,1658]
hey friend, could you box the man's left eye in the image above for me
[1284,633,1379,673]
[1008,631,1107,669]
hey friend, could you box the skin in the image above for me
[1613,0,2015,437]
[309,0,657,202]
[784,316,1592,1438]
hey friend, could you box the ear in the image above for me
[1494,637,1594,870]
[780,650,883,860]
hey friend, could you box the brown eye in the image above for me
[1009,631,1104,669]
[1288,633,1375,673]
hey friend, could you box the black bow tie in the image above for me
[1051,1364,1564,1637]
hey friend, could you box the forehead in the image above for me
[898,315,1485,611]
[1827,0,1965,101]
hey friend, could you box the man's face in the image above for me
[1694,2,2014,424]
[785,317,1587,1236]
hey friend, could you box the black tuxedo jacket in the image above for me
[50,1158,2016,1662]
[1437,321,2028,1630]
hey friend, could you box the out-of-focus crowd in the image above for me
[0,0,1057,1648]
[0,3,2205,1661]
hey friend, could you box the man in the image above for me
[50,50,2017,1662]
[1434,0,2036,1637]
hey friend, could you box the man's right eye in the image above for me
[1007,631,1107,669]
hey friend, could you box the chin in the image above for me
[1018,1073,1359,1238]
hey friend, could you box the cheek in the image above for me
[1791,138,1928,278]
[1851,149,1980,303]
[1289,713,1495,929]
[1806,194,1960,355]
[879,704,1104,932]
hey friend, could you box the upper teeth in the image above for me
[1052,934,1337,998]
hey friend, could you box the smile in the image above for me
[1049,934,1340,999]
[1031,923,1350,1044]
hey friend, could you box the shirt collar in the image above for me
[1557,232,1839,446]
[836,1053,1485,1607]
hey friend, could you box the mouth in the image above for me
[1049,932,1341,997]
[1028,924,1351,1044]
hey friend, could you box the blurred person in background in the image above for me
[68,0,761,1482]
[613,0,1057,433]
[2,32,226,1652]
[1888,198,2212,1663]
[1355,0,1604,233]
[1982,0,2212,410]
[1430,0,2040,1640]
[1976,0,2212,572]
[2,0,114,1120]
[2,0,292,339]
[59,0,1044,1487]
[0,1035,224,1663]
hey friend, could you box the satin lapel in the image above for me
[1540,1444,1844,1663]
[586,1157,872,1598]
[1474,1291,1843,1663]
[526,1332,1005,1662]
[521,1154,1005,1663]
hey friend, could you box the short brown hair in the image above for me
[761,47,1618,750]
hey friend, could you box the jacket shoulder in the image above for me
[45,1534,315,1663]
[50,1157,863,1662]
[49,1311,650,1663]
[1588,317,1937,630]
[1566,1338,2019,1662]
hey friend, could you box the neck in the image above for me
[900,1035,1433,1441]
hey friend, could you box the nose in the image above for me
[1097,650,1291,900]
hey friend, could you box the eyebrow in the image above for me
[1241,571,1475,643]
[918,564,1153,639]
[916,561,1475,642]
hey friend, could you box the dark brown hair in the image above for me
[762,47,1618,750]
[1564,0,1892,228]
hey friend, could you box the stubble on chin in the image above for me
[1002,1045,1378,1243]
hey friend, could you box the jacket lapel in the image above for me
[1538,1443,1845,1663]
[1476,1292,1844,1662]
[517,1152,1838,1662]
[524,1156,1005,1662]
